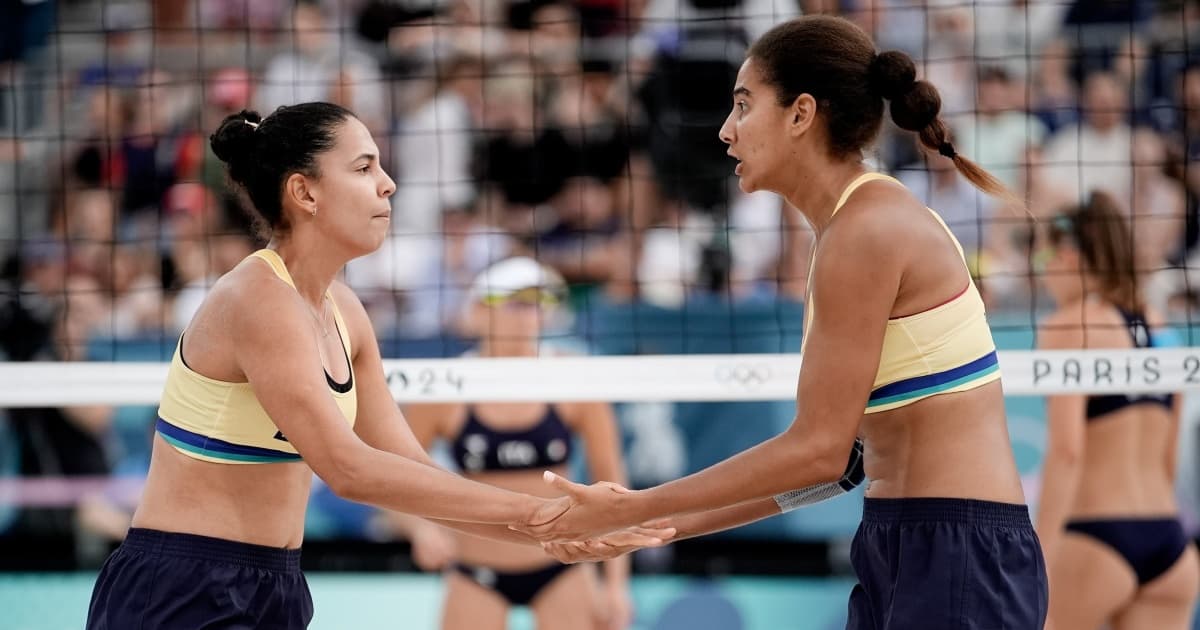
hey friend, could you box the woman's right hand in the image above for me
[521,493,574,531]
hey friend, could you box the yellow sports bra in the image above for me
[803,172,1000,414]
[156,249,357,463]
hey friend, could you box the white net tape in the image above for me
[2,348,1199,407]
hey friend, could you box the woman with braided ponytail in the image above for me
[516,15,1049,630]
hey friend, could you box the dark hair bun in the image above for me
[888,80,942,131]
[210,110,263,185]
[869,51,916,100]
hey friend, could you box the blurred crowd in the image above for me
[3,0,1200,552]
[4,0,1200,350]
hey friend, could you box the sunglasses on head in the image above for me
[1024,214,1080,272]
[479,286,561,307]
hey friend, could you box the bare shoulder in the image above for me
[219,256,303,322]
[188,255,301,337]
[819,180,923,270]
[1038,308,1086,351]
[1038,302,1125,350]
[181,256,310,379]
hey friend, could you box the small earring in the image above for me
[311,207,318,218]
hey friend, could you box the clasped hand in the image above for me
[515,472,642,541]
[514,472,676,562]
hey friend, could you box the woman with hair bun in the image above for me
[523,16,1049,629]
[84,103,669,629]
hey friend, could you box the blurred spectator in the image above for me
[982,145,1077,308]
[973,0,1069,80]
[382,0,508,74]
[1112,35,1154,122]
[258,0,386,131]
[921,0,976,118]
[345,54,484,314]
[953,66,1048,192]
[198,67,257,195]
[70,86,128,195]
[5,273,114,542]
[76,3,148,91]
[1143,1,1200,128]
[1128,129,1186,275]
[636,21,742,214]
[1168,65,1200,184]
[1163,65,1200,280]
[535,175,624,289]
[634,199,711,307]
[636,0,799,55]
[1143,128,1199,314]
[166,184,257,333]
[1062,0,1155,85]
[393,54,483,235]
[1042,71,1134,205]
[119,70,194,224]
[726,190,791,298]
[0,239,65,362]
[51,189,116,266]
[397,206,516,337]
[862,0,927,59]
[476,59,575,210]
[897,145,999,269]
[548,58,632,184]
[91,242,164,338]
[510,0,584,76]
[1030,38,1080,135]
[0,0,55,134]
[199,0,292,31]
[577,0,648,38]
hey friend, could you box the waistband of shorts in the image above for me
[863,497,1032,528]
[121,528,302,573]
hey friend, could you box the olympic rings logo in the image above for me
[714,363,773,389]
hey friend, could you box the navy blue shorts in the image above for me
[847,498,1048,630]
[86,528,312,629]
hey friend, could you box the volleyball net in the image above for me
[4,0,1200,567]
[3,348,1200,407]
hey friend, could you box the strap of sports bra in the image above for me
[801,174,897,345]
[251,249,297,288]
[1116,306,1153,348]
[803,172,972,349]
[250,249,351,357]
[832,173,968,269]
[814,172,908,293]
[832,172,902,217]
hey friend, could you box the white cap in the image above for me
[468,257,565,302]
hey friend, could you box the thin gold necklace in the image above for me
[310,296,332,338]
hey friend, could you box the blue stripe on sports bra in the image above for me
[157,418,303,463]
[868,351,1000,407]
